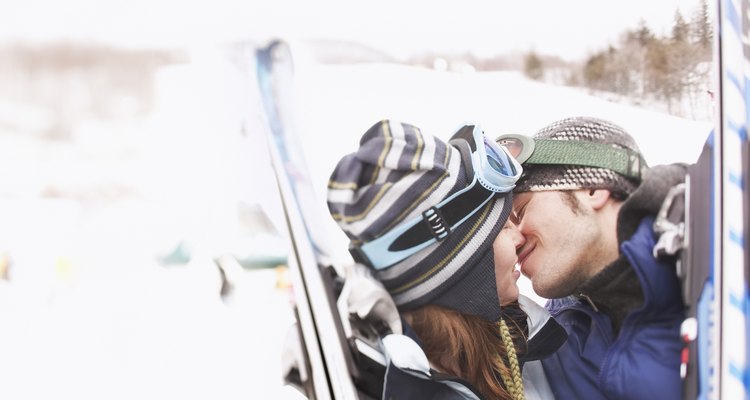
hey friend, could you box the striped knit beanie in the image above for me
[327,120,513,322]
[515,116,643,195]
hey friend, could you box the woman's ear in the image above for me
[586,189,612,210]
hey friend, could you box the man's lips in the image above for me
[516,243,534,272]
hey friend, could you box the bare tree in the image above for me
[523,51,544,80]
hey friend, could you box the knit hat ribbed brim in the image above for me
[514,116,642,195]
[327,120,512,322]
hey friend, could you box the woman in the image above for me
[327,120,565,399]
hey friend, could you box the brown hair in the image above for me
[560,189,627,215]
[560,190,586,215]
[404,303,527,399]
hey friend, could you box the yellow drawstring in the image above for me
[498,319,525,400]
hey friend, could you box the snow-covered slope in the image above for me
[0,42,712,399]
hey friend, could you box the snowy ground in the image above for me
[0,41,712,399]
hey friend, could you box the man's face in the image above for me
[512,190,602,299]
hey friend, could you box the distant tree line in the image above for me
[0,43,184,139]
[402,1,714,119]
[524,0,713,118]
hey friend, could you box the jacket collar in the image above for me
[518,295,567,362]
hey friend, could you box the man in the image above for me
[500,116,687,399]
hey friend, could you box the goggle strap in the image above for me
[349,245,373,267]
[351,125,515,271]
[449,136,477,178]
[352,180,496,270]
[388,182,494,251]
[450,125,479,152]
[526,139,648,180]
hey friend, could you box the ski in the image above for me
[683,0,750,398]
[255,40,385,400]
[715,0,750,398]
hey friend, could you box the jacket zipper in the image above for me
[577,292,600,312]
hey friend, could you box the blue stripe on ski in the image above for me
[726,0,742,34]
[728,71,743,94]
[731,171,745,189]
[729,363,750,390]
[730,290,746,309]
[729,121,745,138]
[730,228,744,247]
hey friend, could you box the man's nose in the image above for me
[507,223,526,250]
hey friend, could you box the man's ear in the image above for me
[586,189,611,210]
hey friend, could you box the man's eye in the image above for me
[510,210,521,224]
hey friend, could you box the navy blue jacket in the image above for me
[541,216,685,399]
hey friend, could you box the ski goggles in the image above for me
[496,133,648,181]
[349,124,522,271]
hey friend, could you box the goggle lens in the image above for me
[496,134,535,164]
[497,137,524,159]
[484,137,516,176]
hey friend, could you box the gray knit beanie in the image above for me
[327,120,513,322]
[515,116,644,196]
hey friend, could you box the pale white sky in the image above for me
[2,0,702,60]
